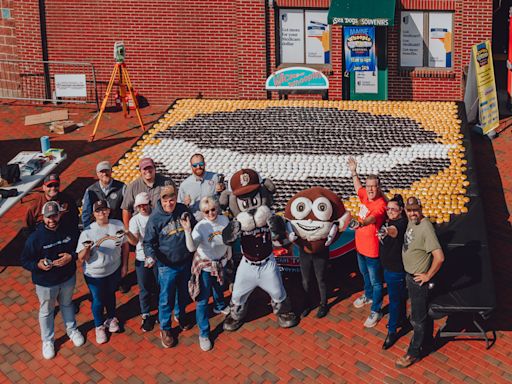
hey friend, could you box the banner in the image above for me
[344,26,376,72]
[266,67,329,90]
[428,12,453,68]
[464,41,499,135]
[305,10,330,64]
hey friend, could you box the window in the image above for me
[400,11,453,69]
[278,9,331,65]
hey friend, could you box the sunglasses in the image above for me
[386,207,400,212]
[192,161,205,168]
[46,183,60,188]
[203,207,217,214]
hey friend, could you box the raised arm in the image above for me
[347,156,363,193]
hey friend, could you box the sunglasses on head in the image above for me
[203,207,216,214]
[192,161,205,168]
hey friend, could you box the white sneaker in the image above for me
[353,295,373,309]
[199,336,212,351]
[364,311,383,328]
[213,306,230,315]
[104,317,120,333]
[69,329,85,347]
[42,341,55,360]
[95,325,107,344]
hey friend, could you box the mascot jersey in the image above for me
[240,227,272,262]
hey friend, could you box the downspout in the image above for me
[38,0,52,101]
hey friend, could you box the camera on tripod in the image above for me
[114,41,126,63]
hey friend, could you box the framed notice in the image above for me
[55,74,87,98]
[280,9,305,64]
[400,11,424,67]
[305,10,330,64]
[428,12,453,68]
[355,71,378,94]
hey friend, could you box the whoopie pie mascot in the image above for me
[284,187,351,318]
[220,168,298,331]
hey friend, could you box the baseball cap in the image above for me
[139,158,155,170]
[230,169,260,197]
[43,173,60,186]
[96,161,111,173]
[405,196,421,210]
[93,200,110,211]
[134,192,150,208]
[42,201,61,218]
[160,185,177,198]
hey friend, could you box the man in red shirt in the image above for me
[347,157,387,328]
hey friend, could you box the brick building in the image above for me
[0,0,494,105]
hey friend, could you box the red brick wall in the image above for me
[10,0,493,104]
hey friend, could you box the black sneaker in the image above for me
[141,315,153,332]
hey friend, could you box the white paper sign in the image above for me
[55,74,87,97]
[428,12,453,68]
[305,10,329,64]
[355,71,378,94]
[400,12,424,67]
[280,9,305,63]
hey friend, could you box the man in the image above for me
[25,173,79,238]
[178,153,225,221]
[143,185,196,348]
[121,157,176,228]
[82,160,126,228]
[396,196,444,368]
[21,201,85,359]
[347,156,387,328]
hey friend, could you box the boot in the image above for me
[223,314,244,332]
[277,311,299,328]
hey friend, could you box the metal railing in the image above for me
[0,59,99,109]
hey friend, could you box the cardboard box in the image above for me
[49,120,77,134]
[24,109,68,125]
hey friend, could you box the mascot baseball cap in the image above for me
[93,200,110,211]
[42,201,61,218]
[230,169,260,196]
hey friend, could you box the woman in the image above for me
[77,200,128,344]
[181,196,230,352]
[378,194,408,350]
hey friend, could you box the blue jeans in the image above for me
[384,269,407,333]
[157,261,191,331]
[135,260,158,316]
[35,275,78,342]
[196,269,227,337]
[357,253,383,313]
[85,267,121,327]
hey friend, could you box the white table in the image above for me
[0,151,67,218]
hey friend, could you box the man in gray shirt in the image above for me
[177,153,225,221]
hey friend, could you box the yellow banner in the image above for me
[472,40,499,134]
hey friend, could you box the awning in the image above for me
[328,0,396,27]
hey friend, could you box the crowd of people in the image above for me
[20,153,444,369]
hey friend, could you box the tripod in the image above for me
[90,62,145,141]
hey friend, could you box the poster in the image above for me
[400,11,424,67]
[355,71,378,94]
[280,9,304,64]
[344,26,376,72]
[54,74,87,98]
[428,12,452,68]
[305,10,330,64]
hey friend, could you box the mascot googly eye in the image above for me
[285,187,351,254]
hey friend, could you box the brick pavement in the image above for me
[0,100,511,383]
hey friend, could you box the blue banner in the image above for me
[344,26,376,72]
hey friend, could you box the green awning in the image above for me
[328,0,396,26]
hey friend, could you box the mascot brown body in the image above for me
[220,169,298,331]
[284,187,351,318]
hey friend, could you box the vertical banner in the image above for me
[305,10,330,64]
[344,26,376,72]
[428,12,453,68]
[400,11,424,67]
[280,9,305,63]
[472,41,499,134]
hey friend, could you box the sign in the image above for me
[280,9,304,64]
[400,11,424,67]
[344,26,376,72]
[464,41,499,135]
[55,74,87,98]
[355,71,378,94]
[305,10,330,64]
[266,67,329,90]
[428,12,453,68]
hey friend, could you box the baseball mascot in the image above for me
[220,168,298,331]
[284,187,351,318]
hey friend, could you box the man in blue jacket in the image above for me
[21,201,85,359]
[143,185,196,348]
